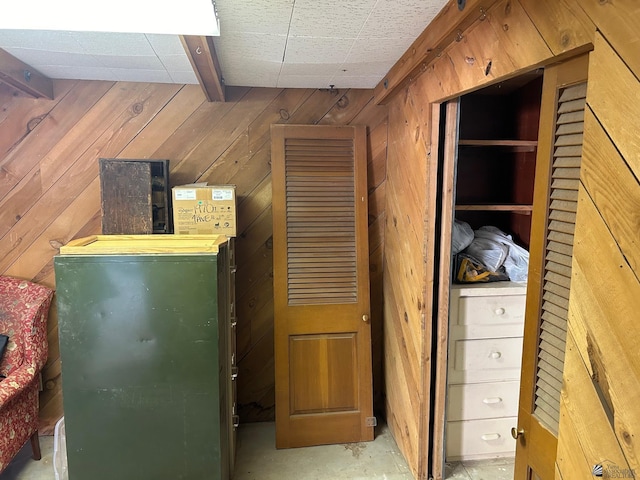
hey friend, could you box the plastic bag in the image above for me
[475,226,530,282]
[464,235,509,272]
[451,219,474,255]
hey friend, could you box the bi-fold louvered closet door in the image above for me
[514,55,588,480]
[271,124,374,449]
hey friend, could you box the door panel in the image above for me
[271,124,373,448]
[289,334,358,414]
[513,54,589,479]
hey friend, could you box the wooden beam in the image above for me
[180,35,225,102]
[0,49,53,99]
[374,0,499,105]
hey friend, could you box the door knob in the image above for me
[511,427,524,439]
[362,314,369,323]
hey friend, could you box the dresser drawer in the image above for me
[446,417,517,461]
[447,381,520,421]
[450,337,523,383]
[456,294,525,326]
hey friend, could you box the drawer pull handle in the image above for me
[482,397,502,404]
[495,307,505,315]
[490,351,502,359]
[481,433,501,441]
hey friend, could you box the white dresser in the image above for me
[446,282,526,461]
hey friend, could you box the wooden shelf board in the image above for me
[455,204,533,213]
[458,139,538,152]
[459,139,538,146]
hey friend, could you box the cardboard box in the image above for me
[172,184,236,236]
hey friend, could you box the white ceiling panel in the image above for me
[216,32,287,62]
[284,36,353,65]
[145,34,190,55]
[110,68,174,83]
[345,37,418,64]
[360,0,447,39]
[337,60,393,78]
[94,55,164,70]
[219,57,282,87]
[71,32,156,56]
[0,0,449,90]
[0,30,84,52]
[168,70,199,84]
[2,48,102,68]
[280,61,344,76]
[289,0,377,38]
[35,65,120,81]
[328,74,384,89]
[159,53,196,72]
[215,0,294,35]
[277,74,335,89]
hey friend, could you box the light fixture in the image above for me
[0,0,220,36]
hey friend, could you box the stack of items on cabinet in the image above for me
[55,160,240,480]
[451,219,529,284]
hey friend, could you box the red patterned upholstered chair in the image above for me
[0,275,54,474]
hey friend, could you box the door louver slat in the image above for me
[285,138,357,306]
[533,82,586,435]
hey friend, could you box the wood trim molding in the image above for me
[180,35,225,102]
[0,49,53,99]
[374,0,499,105]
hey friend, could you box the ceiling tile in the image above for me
[221,57,281,87]
[3,48,102,68]
[71,32,156,56]
[360,0,448,39]
[0,1,449,89]
[94,54,164,69]
[215,0,294,35]
[216,32,286,63]
[110,68,173,83]
[280,61,344,76]
[284,36,353,64]
[145,34,187,55]
[0,30,84,52]
[289,0,377,38]
[327,75,380,89]
[345,37,416,63]
[276,74,334,89]
[36,65,119,81]
[228,69,280,88]
[168,70,199,84]
[158,53,194,71]
[337,60,391,77]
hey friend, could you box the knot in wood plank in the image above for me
[27,114,46,132]
[131,102,144,115]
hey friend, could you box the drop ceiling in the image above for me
[0,0,449,90]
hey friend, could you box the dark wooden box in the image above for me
[99,158,172,234]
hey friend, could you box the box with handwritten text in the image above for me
[172,184,236,236]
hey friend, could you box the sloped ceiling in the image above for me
[0,0,448,90]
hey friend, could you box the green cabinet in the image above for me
[54,235,235,480]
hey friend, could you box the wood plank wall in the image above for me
[380,0,639,478]
[0,82,388,433]
[556,7,640,479]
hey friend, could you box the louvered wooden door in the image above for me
[271,124,374,448]
[513,55,588,480]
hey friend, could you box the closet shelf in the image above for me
[458,139,538,152]
[455,204,533,214]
